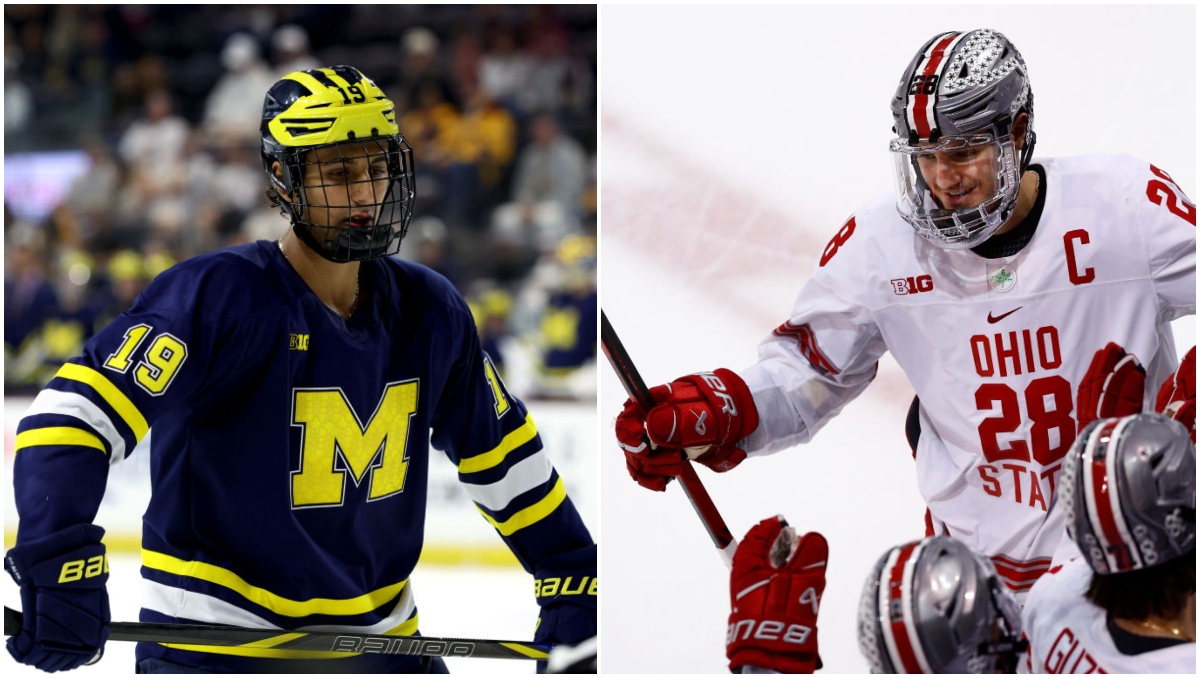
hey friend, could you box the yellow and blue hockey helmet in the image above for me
[261,65,415,262]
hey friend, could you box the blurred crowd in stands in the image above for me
[4,5,597,401]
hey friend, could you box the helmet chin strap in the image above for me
[1018,130,1037,174]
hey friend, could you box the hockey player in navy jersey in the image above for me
[5,65,596,673]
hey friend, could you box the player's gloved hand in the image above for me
[1076,342,1146,433]
[727,516,826,674]
[614,369,759,492]
[615,396,684,491]
[1155,346,1196,443]
[5,524,110,672]
[533,544,596,674]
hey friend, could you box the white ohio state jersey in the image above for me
[1020,557,1195,673]
[740,154,1195,601]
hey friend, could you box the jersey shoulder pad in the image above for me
[374,257,473,333]
[136,241,287,321]
[814,191,909,273]
[1040,153,1151,192]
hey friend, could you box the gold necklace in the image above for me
[1138,619,1194,642]
[278,239,360,316]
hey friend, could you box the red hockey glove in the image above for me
[1155,346,1195,443]
[616,389,684,492]
[727,516,826,674]
[614,369,758,491]
[1076,342,1146,434]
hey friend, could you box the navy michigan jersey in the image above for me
[542,288,598,372]
[12,240,594,671]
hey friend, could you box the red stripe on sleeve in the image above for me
[772,320,841,376]
[991,558,1052,591]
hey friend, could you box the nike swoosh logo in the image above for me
[987,307,1023,324]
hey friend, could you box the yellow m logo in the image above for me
[290,381,418,508]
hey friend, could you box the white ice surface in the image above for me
[599,5,1195,674]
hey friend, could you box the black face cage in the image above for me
[275,135,415,263]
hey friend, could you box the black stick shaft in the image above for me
[4,606,548,661]
[601,310,737,566]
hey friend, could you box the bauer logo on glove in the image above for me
[727,516,826,674]
[5,524,111,673]
[533,545,597,673]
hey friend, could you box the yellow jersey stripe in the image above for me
[478,477,567,536]
[56,363,149,442]
[5,530,523,566]
[158,614,420,659]
[386,614,420,637]
[141,550,407,617]
[457,413,538,474]
[15,427,107,456]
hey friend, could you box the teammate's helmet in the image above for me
[857,536,1023,674]
[1061,413,1197,575]
[261,65,415,262]
[889,29,1036,250]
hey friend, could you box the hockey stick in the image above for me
[3,606,549,661]
[601,310,738,568]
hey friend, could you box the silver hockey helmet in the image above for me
[857,536,1023,674]
[889,29,1036,250]
[1061,412,1197,574]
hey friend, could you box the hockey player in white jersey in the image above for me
[1020,412,1195,673]
[615,28,1196,602]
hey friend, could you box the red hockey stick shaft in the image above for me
[601,310,737,567]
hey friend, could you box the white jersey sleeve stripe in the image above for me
[459,450,554,512]
[24,388,130,462]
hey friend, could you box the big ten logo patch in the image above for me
[890,275,934,296]
[290,333,310,351]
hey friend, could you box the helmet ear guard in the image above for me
[265,155,296,207]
